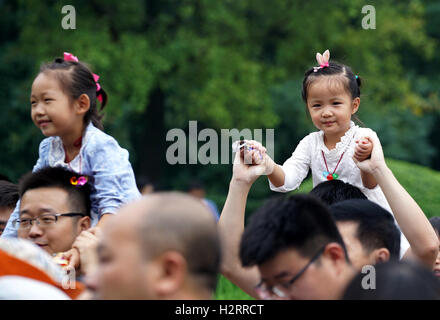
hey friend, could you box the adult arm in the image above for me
[218,150,271,299]
[355,133,439,268]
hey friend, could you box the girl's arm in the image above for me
[87,134,141,223]
[355,137,377,189]
[360,170,378,189]
[246,136,312,192]
[1,139,50,238]
[267,164,285,188]
[96,213,113,227]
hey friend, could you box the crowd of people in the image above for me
[0,50,439,300]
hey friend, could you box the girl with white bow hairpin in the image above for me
[239,49,410,257]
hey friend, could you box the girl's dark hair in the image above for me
[39,57,108,130]
[429,216,440,235]
[301,60,362,124]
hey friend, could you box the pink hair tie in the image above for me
[93,73,103,103]
[313,49,330,72]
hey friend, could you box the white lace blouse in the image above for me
[268,121,410,257]
[269,121,391,210]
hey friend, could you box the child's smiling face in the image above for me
[306,76,360,140]
[30,72,79,138]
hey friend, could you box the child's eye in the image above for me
[312,104,321,108]
[333,102,341,105]
[44,98,53,103]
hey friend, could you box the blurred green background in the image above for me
[2,0,440,300]
[3,0,440,214]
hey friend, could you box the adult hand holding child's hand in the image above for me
[353,133,386,174]
[232,140,275,185]
[353,136,373,162]
[62,227,102,276]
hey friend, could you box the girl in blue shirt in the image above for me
[2,52,141,237]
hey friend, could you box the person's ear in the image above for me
[75,94,91,116]
[323,242,348,272]
[155,251,187,298]
[78,216,91,232]
[351,97,360,114]
[371,248,390,264]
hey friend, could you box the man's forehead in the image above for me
[258,248,305,279]
[20,187,70,214]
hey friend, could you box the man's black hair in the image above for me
[343,260,440,300]
[429,216,440,235]
[330,199,400,259]
[136,175,155,191]
[240,194,349,267]
[19,166,91,217]
[0,180,19,209]
[187,179,205,192]
[310,180,367,206]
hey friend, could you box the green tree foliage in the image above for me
[0,1,439,213]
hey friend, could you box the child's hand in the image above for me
[62,247,80,272]
[232,140,275,184]
[353,133,386,174]
[353,137,373,162]
[63,227,102,275]
[232,140,266,165]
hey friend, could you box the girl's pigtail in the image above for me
[97,87,108,111]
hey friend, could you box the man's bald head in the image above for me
[113,192,221,293]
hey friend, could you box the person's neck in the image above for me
[324,124,351,150]
[61,123,85,160]
[324,133,344,150]
[162,285,213,300]
[334,264,357,300]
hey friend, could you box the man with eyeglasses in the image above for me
[219,135,438,299]
[218,149,356,300]
[13,167,91,256]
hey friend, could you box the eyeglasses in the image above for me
[255,245,327,300]
[13,213,86,230]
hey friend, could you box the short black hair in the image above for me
[330,199,400,259]
[310,180,367,206]
[343,260,440,300]
[136,176,155,191]
[240,194,348,267]
[19,166,91,216]
[0,174,11,182]
[0,180,19,209]
[429,216,440,235]
[187,180,205,192]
